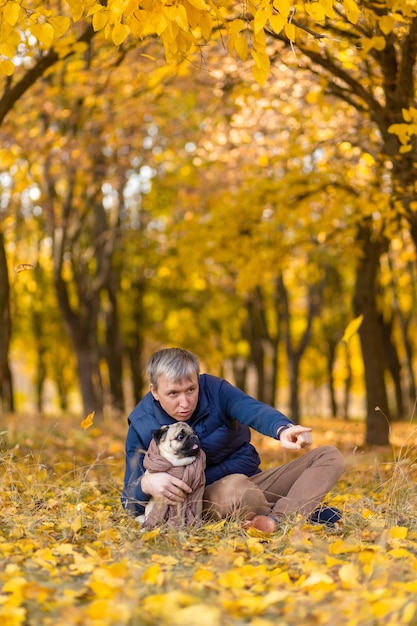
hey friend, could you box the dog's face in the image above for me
[153,423,200,467]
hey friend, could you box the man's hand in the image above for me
[141,472,192,503]
[279,425,312,450]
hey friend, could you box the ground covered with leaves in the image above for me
[1,413,417,626]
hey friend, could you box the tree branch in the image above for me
[0,24,96,126]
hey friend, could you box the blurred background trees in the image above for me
[0,0,416,446]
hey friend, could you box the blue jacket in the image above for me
[122,373,292,515]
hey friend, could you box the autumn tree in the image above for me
[1,0,416,446]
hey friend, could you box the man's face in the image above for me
[150,373,199,421]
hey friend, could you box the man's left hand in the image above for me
[279,425,312,450]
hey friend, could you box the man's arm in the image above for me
[217,377,292,437]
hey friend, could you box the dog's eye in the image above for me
[176,431,185,441]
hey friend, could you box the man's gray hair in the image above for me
[146,348,200,389]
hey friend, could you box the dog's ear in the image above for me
[153,425,169,445]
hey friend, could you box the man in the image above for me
[122,347,345,531]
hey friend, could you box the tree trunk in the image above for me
[277,273,325,423]
[53,233,104,418]
[126,277,146,404]
[354,224,390,445]
[104,276,125,414]
[0,230,12,413]
[245,286,279,405]
[379,313,404,420]
[326,339,338,418]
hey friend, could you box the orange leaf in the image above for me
[80,411,95,430]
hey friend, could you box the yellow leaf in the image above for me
[87,3,106,16]
[67,0,84,21]
[0,41,16,57]
[70,515,82,534]
[0,59,15,75]
[217,569,246,589]
[175,605,221,626]
[341,314,363,343]
[87,598,130,621]
[372,599,391,619]
[199,11,212,39]
[49,16,70,37]
[251,50,270,86]
[388,548,413,559]
[329,539,361,554]
[389,526,408,540]
[38,23,55,47]
[306,2,326,21]
[403,108,413,122]
[401,602,417,623]
[371,36,386,51]
[300,571,334,588]
[202,519,226,531]
[246,537,265,555]
[193,568,215,583]
[112,22,130,45]
[152,554,178,566]
[320,0,336,18]
[343,0,360,24]
[3,2,21,26]
[93,10,108,31]
[228,18,245,34]
[141,563,164,585]
[379,15,394,35]
[164,5,188,31]
[254,8,268,33]
[284,22,296,41]
[141,527,161,541]
[273,0,291,17]
[338,563,361,588]
[80,411,95,430]
[269,14,286,34]
[234,33,248,60]
[187,0,209,9]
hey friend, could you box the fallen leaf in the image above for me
[80,411,95,430]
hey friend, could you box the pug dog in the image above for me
[139,423,206,528]
[153,423,201,467]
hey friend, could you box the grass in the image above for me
[1,412,417,625]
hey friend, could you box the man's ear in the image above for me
[150,384,159,401]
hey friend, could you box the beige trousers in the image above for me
[202,445,345,521]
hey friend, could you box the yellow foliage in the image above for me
[2,416,417,624]
[3,2,21,26]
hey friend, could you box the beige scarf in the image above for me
[143,439,206,530]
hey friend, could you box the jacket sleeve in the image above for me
[217,378,292,437]
[121,424,150,515]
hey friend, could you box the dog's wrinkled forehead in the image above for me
[154,423,196,445]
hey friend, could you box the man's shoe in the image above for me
[243,515,279,533]
[309,506,341,527]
